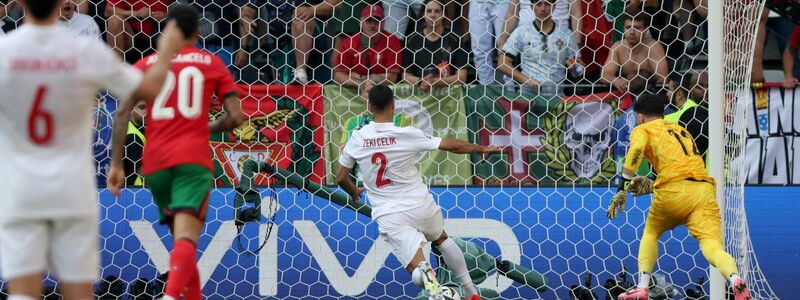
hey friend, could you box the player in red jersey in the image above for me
[107,5,244,300]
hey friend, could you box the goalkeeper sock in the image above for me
[729,273,742,286]
[165,238,198,299]
[637,272,651,289]
[437,238,478,296]
[183,265,202,300]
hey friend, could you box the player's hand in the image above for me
[107,165,125,197]
[629,176,654,196]
[156,20,185,57]
[480,145,502,154]
[606,190,627,220]
[351,187,365,204]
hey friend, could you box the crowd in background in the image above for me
[0,0,796,94]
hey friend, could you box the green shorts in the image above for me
[146,164,214,224]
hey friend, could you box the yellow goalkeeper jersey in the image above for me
[624,119,714,188]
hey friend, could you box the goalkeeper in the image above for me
[606,93,751,300]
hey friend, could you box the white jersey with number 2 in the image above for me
[339,122,442,219]
[0,24,143,219]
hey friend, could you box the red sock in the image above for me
[165,239,198,298]
[183,266,202,300]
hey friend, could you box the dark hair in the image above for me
[166,4,200,38]
[368,85,394,112]
[24,0,60,19]
[667,72,691,97]
[622,9,650,27]
[633,93,667,116]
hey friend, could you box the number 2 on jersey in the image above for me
[152,66,205,120]
[28,85,54,145]
[371,153,393,188]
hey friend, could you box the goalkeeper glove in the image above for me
[606,190,627,220]
[629,176,654,196]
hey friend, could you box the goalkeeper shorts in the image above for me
[647,180,722,241]
[0,216,99,282]
[146,164,214,224]
[375,199,444,268]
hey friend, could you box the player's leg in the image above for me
[50,216,100,300]
[425,206,478,298]
[163,164,213,300]
[376,212,443,298]
[0,219,48,299]
[686,182,750,300]
[620,196,672,300]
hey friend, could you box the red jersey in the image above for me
[790,25,800,49]
[334,31,402,76]
[133,46,239,175]
[107,0,171,36]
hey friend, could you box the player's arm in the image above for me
[335,141,363,203]
[335,166,363,204]
[209,94,245,134]
[438,138,501,154]
[107,21,185,196]
[608,128,649,219]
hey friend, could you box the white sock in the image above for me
[437,238,478,296]
[637,272,651,289]
[411,267,425,288]
[8,295,37,300]
[730,273,742,286]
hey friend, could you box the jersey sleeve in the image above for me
[89,40,143,101]
[212,55,239,98]
[339,136,357,168]
[408,127,442,151]
[623,127,648,174]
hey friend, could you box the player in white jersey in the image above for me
[0,1,184,299]
[336,85,500,300]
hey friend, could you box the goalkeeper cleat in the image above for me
[617,287,648,300]
[732,278,751,300]
[418,261,444,300]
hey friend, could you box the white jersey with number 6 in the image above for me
[339,122,442,219]
[0,24,143,219]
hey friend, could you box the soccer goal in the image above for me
[54,0,782,298]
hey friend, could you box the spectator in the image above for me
[382,0,423,40]
[680,71,709,162]
[497,0,578,96]
[601,10,668,92]
[124,101,147,186]
[333,5,402,96]
[604,0,640,42]
[105,0,173,63]
[292,0,376,84]
[59,0,101,38]
[470,0,510,85]
[184,0,251,72]
[499,0,582,49]
[402,0,468,92]
[784,25,800,88]
[664,72,696,120]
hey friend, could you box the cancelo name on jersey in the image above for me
[145,52,212,65]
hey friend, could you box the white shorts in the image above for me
[0,216,99,282]
[375,202,444,268]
